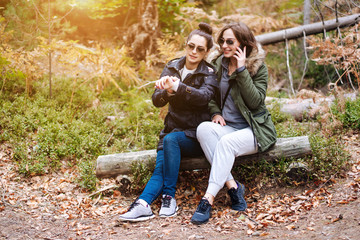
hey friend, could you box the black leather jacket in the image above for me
[152,56,218,151]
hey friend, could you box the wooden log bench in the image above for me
[96,136,312,178]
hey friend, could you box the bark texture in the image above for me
[256,14,360,45]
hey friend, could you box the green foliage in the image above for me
[78,160,97,191]
[305,61,337,89]
[275,119,311,138]
[75,0,132,19]
[232,157,293,187]
[0,74,163,191]
[332,96,360,130]
[158,0,188,31]
[130,159,156,192]
[0,54,27,100]
[308,134,350,179]
[268,101,292,125]
[110,89,163,151]
[74,0,190,34]
[3,0,76,49]
[33,76,96,110]
[233,121,351,186]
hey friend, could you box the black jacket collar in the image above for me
[167,56,213,75]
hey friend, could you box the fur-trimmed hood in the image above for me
[245,43,266,76]
[207,43,266,77]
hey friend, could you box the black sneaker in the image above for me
[227,180,247,211]
[191,198,212,225]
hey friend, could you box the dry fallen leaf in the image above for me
[285,224,296,230]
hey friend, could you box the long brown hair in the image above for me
[217,22,258,57]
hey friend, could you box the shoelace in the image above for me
[162,195,172,208]
[229,188,240,202]
[128,200,140,212]
[196,199,210,213]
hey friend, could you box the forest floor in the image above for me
[1,132,359,240]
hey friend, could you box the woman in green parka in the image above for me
[191,22,277,225]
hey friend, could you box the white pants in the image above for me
[197,121,258,197]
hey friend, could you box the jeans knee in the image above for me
[163,132,185,150]
[163,133,178,146]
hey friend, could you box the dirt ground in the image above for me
[1,133,359,240]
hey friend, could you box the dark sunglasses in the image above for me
[218,38,235,46]
[186,43,206,53]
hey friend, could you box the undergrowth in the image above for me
[0,77,163,191]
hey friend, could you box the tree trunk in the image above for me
[96,136,312,178]
[125,0,159,61]
[303,0,311,25]
[256,14,360,45]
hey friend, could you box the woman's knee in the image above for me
[163,132,179,144]
[217,134,239,154]
[196,121,215,141]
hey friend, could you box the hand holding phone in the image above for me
[234,45,246,68]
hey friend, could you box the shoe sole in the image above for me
[159,206,179,218]
[191,219,209,225]
[118,214,155,222]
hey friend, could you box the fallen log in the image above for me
[96,136,312,178]
[255,14,360,45]
[265,92,358,121]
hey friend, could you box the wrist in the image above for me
[236,66,246,73]
[211,113,221,120]
[171,80,180,92]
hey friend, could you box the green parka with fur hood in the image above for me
[209,44,277,152]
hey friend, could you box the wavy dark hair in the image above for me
[217,22,258,57]
[186,22,213,51]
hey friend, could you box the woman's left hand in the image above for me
[233,46,246,69]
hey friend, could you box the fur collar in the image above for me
[245,43,266,76]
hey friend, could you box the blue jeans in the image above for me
[139,132,203,204]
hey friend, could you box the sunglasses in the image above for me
[218,38,235,46]
[186,43,206,53]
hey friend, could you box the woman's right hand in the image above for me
[212,114,226,126]
[155,76,179,93]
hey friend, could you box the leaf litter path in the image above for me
[0,133,359,240]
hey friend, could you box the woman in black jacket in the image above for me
[119,23,218,222]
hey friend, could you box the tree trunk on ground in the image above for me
[96,136,312,178]
[256,14,360,45]
[265,92,358,121]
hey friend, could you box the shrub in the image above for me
[333,96,360,130]
[78,160,97,192]
[307,133,351,179]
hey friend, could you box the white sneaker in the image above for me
[118,199,154,222]
[159,195,178,217]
